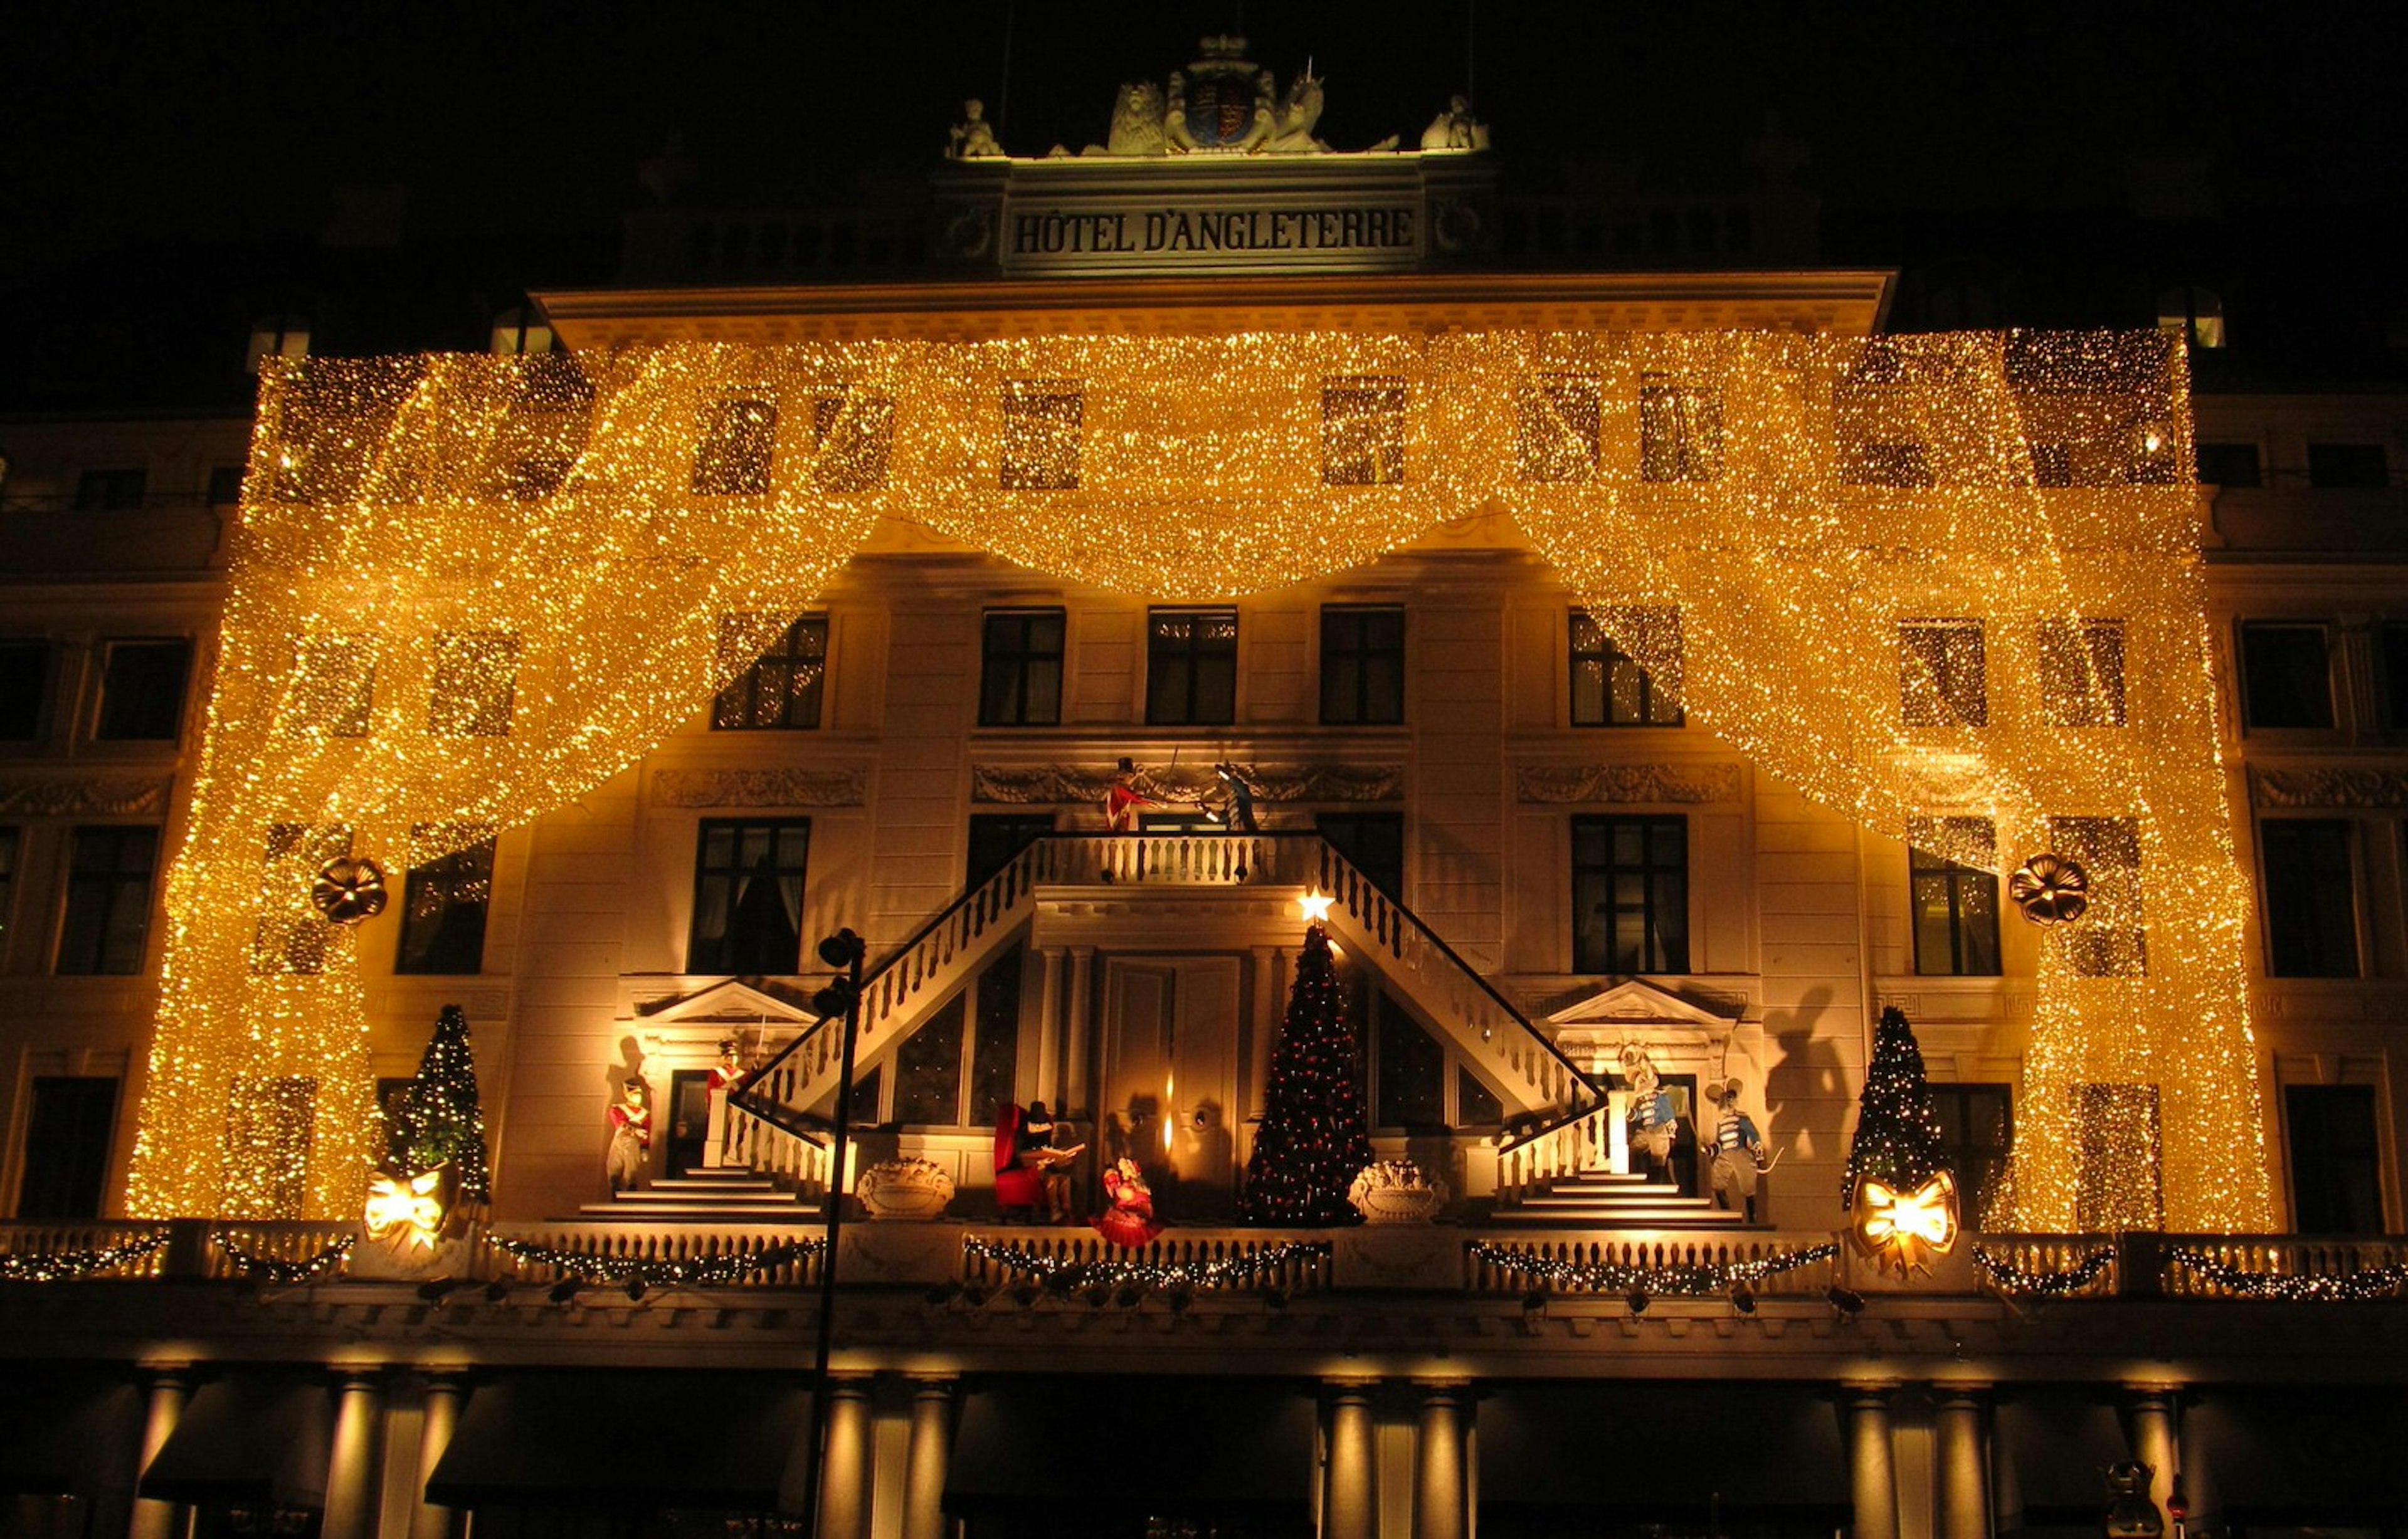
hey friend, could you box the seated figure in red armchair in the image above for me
[995,1100,1084,1222]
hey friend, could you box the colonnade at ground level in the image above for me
[92,1367,2232,1539]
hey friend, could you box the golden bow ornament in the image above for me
[363,1167,449,1253]
[1850,1169,1960,1276]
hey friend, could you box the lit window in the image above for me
[809,394,894,493]
[692,398,778,496]
[57,825,159,975]
[246,314,310,372]
[1514,376,1600,483]
[2259,819,2357,979]
[2029,443,2074,487]
[713,616,826,730]
[2155,286,2224,350]
[95,640,191,742]
[251,824,347,976]
[2238,622,2332,730]
[1639,374,1723,483]
[289,635,374,738]
[428,633,520,738]
[1908,817,2001,977]
[1321,376,1407,486]
[1145,609,1238,726]
[689,818,810,975]
[999,380,1082,490]
[397,829,495,975]
[488,306,554,356]
[1853,441,1934,488]
[1898,620,1987,728]
[2050,816,2145,977]
[2038,619,2126,728]
[979,609,1065,727]
[1570,611,1681,727]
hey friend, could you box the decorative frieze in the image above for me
[2250,766,2408,809]
[0,777,174,817]
[651,767,868,808]
[1514,763,1741,805]
[973,762,1403,805]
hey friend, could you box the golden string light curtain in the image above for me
[129,332,2268,1234]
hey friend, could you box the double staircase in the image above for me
[1509,1168,1749,1227]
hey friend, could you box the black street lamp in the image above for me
[796,927,866,1537]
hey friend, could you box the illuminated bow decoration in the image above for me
[363,1167,449,1253]
[1850,1169,1960,1276]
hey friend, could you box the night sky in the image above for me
[3,1,2398,406]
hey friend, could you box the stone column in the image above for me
[1846,1385,1900,1539]
[1322,1383,1377,1539]
[409,1375,467,1539]
[127,1369,190,1539]
[320,1370,386,1539]
[2126,1384,2180,1520]
[900,1378,955,1539]
[817,1377,876,1539]
[1064,947,1096,1116]
[1036,948,1067,1103]
[1934,1385,1993,1539]
[1412,1383,1467,1539]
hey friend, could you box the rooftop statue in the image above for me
[946,98,1005,160]
[1419,93,1491,152]
[1088,37,1349,157]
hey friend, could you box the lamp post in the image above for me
[797,927,867,1538]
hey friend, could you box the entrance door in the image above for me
[665,1069,713,1176]
[1102,956,1240,1218]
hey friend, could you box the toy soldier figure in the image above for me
[607,1079,652,1193]
[704,1039,749,1169]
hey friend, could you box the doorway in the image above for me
[1101,956,1241,1219]
[665,1069,713,1175]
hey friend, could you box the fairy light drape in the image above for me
[129,331,2268,1234]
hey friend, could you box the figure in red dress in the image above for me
[1094,1157,1164,1249]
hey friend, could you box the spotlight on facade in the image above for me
[1729,1286,1758,1315]
[1827,1285,1866,1318]
[1625,1289,1650,1316]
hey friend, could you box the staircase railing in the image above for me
[727,831,1604,1170]
[1496,1101,1619,1204]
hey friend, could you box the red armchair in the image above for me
[994,1103,1046,1217]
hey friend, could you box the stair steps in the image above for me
[573,1166,819,1222]
[1504,1168,1751,1227]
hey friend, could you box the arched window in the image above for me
[2157,286,2225,350]
[245,314,310,372]
[489,305,554,356]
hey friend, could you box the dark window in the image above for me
[95,640,191,742]
[1852,441,1933,488]
[1375,996,1445,1129]
[2260,820,2358,978]
[2307,443,2389,489]
[1515,376,1600,483]
[968,947,1023,1128]
[967,813,1054,891]
[978,609,1065,727]
[1899,620,1988,728]
[292,634,374,737]
[1458,1066,1503,1127]
[14,1077,119,1219]
[0,827,15,940]
[2029,443,2073,487]
[1000,380,1082,490]
[2074,1082,2164,1231]
[2052,816,2146,978]
[2195,443,2262,488]
[206,465,248,507]
[2239,622,2333,730]
[808,394,894,493]
[1909,817,2002,977]
[1930,1084,2012,1229]
[58,825,158,975]
[428,632,519,737]
[692,397,777,495]
[0,641,50,740]
[1320,606,1405,725]
[1321,376,1407,486]
[893,995,967,1126]
[1318,812,1405,902]
[73,469,146,510]
[2382,623,2408,731]
[1145,608,1237,726]
[497,456,571,502]
[2285,1084,2384,1234]
[2037,619,2126,728]
[1572,816,1689,974]
[396,832,495,975]
[688,818,808,975]
[1639,375,1723,483]
[1570,611,1681,727]
[713,616,827,730]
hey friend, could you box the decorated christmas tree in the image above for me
[393,1005,492,1203]
[1840,1005,1953,1209]
[1241,918,1373,1225]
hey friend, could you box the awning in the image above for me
[947,1379,1314,1515]
[2185,1388,2408,1519]
[0,1367,142,1497]
[426,1374,811,1510]
[139,1375,331,1506]
[1479,1383,1847,1514]
[1993,1388,2132,1518]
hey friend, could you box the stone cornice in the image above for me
[2250,765,2408,809]
[0,775,175,817]
[974,762,1402,805]
[650,767,869,808]
[1514,762,1741,805]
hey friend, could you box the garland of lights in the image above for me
[214,1231,356,1283]
[125,332,2266,1236]
[483,1234,823,1290]
[0,1229,172,1282]
[963,1234,1329,1290]
[2165,1246,2408,1302]
[1469,1240,1839,1295]
[1972,1244,2117,1297]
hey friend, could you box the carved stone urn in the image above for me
[1349,1160,1445,1224]
[857,1158,956,1221]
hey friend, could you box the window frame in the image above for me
[1898,619,1989,730]
[427,631,522,738]
[73,468,148,511]
[1908,819,2003,978]
[1144,607,1239,728]
[1319,604,1406,727]
[2258,817,2360,979]
[2237,620,2335,732]
[1928,1083,2014,1230]
[712,614,829,732]
[93,638,193,743]
[56,824,161,976]
[0,640,51,742]
[686,817,811,976]
[2305,443,2390,490]
[394,831,497,977]
[1569,611,1682,728]
[691,397,779,496]
[1570,814,1690,975]
[977,608,1067,728]
[1319,375,1408,487]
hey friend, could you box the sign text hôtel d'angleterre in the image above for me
[1007,201,1418,271]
